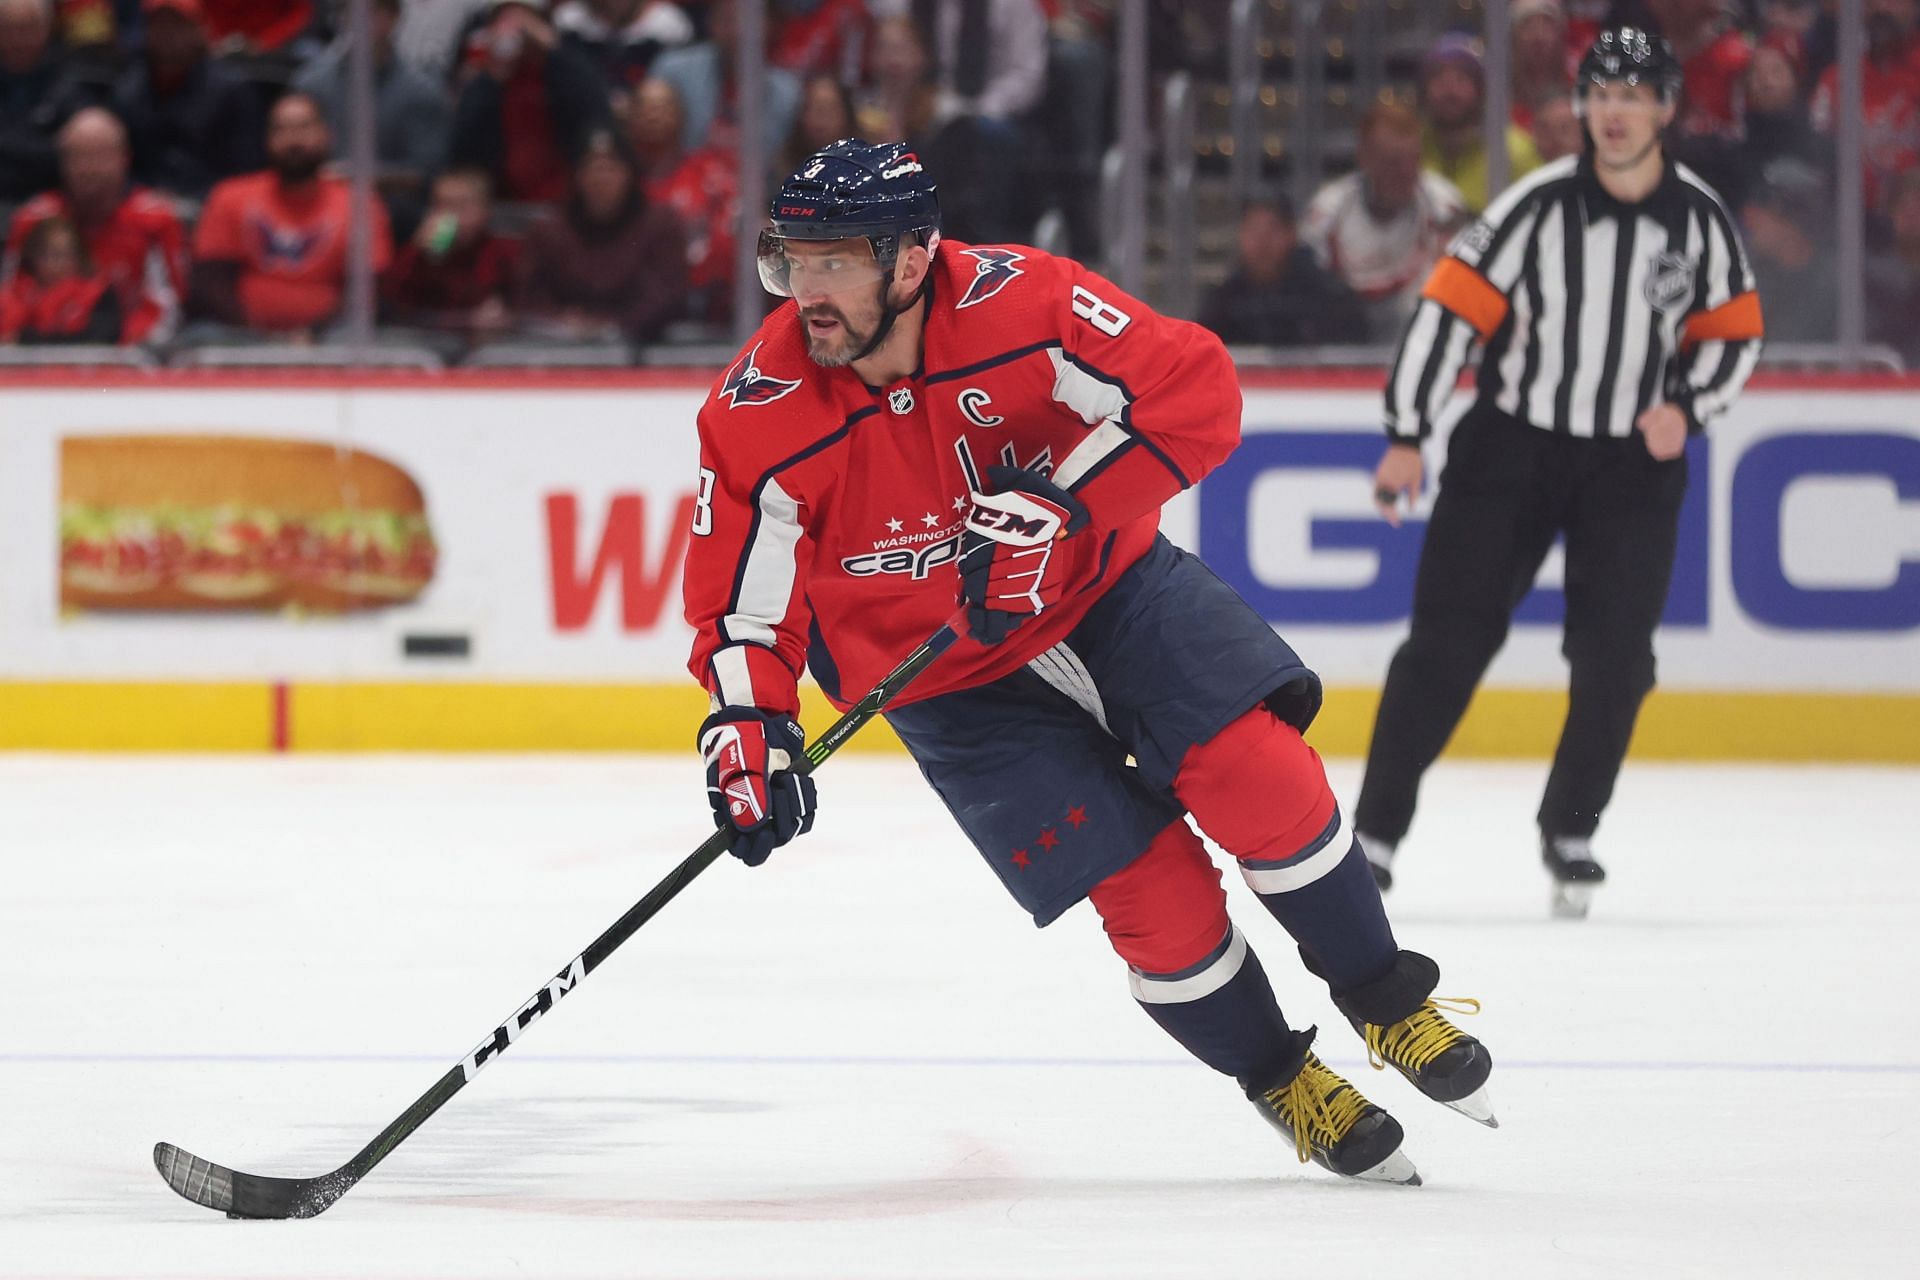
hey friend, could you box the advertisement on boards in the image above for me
[0,380,1914,693]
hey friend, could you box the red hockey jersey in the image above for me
[683,241,1242,719]
[5,189,187,344]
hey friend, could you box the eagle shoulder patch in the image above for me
[717,342,802,408]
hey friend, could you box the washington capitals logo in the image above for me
[249,216,324,270]
[717,342,802,408]
[957,248,1025,309]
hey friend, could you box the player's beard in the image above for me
[799,303,876,368]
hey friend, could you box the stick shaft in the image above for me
[329,624,962,1193]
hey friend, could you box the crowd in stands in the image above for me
[1201,0,1920,359]
[0,0,1914,361]
[0,0,1111,356]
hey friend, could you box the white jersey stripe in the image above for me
[723,475,803,649]
[710,645,757,708]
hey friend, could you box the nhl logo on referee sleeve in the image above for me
[1643,251,1696,311]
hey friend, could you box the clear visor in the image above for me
[756,231,891,299]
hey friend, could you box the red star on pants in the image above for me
[1036,828,1061,851]
[1064,805,1088,828]
[1011,848,1031,869]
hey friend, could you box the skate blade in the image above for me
[1550,882,1594,919]
[1443,1083,1499,1128]
[1351,1147,1422,1187]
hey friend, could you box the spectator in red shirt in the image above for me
[1812,0,1920,211]
[1,214,125,345]
[197,0,313,54]
[114,0,266,199]
[1647,0,1754,138]
[383,165,518,339]
[450,0,614,203]
[0,214,123,344]
[189,91,393,337]
[630,72,736,324]
[769,0,869,77]
[515,125,686,344]
[5,107,187,344]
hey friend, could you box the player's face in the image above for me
[1584,80,1670,168]
[783,239,889,367]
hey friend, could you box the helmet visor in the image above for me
[756,231,891,299]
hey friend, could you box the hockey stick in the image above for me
[154,621,962,1219]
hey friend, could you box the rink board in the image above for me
[1,369,1915,757]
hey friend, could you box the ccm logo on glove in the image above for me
[957,466,1090,646]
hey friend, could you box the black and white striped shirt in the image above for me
[1385,155,1764,441]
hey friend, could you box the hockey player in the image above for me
[682,140,1496,1185]
[1359,27,1763,917]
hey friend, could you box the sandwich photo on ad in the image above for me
[60,435,439,613]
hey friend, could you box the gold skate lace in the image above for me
[1365,998,1482,1074]
[1261,1054,1371,1164]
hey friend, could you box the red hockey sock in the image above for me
[1086,819,1228,975]
[1173,705,1337,864]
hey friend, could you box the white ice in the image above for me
[3,753,1915,1278]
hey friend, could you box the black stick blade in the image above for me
[153,1142,355,1219]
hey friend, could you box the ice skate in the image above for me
[1248,1039,1421,1186]
[1358,832,1396,892]
[1543,834,1607,920]
[1357,997,1497,1127]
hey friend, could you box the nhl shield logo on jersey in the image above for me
[717,342,802,409]
[957,247,1025,309]
[1643,250,1696,312]
[888,387,916,414]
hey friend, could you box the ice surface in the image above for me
[3,754,1914,1278]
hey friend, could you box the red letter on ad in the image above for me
[546,493,695,632]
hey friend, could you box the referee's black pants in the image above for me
[1354,405,1688,845]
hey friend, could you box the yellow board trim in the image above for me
[0,682,1916,762]
[0,682,274,751]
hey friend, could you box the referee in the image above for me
[1355,25,1764,918]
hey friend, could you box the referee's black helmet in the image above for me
[1574,25,1684,114]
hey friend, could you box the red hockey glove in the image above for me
[698,706,816,866]
[957,465,1091,646]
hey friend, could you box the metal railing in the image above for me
[51,0,1894,372]
[1163,72,1199,319]
[1228,0,1261,211]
